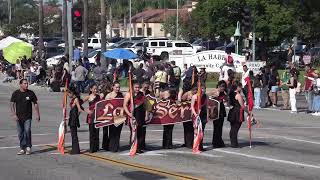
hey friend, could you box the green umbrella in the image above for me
[3,41,32,64]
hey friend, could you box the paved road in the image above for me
[0,83,319,180]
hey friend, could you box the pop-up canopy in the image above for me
[3,42,33,64]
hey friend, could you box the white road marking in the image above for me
[213,149,320,169]
[275,136,320,145]
[258,127,320,130]
[0,141,89,150]
[120,149,223,158]
[10,133,53,137]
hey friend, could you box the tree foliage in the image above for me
[190,0,320,44]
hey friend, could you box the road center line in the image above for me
[213,149,320,169]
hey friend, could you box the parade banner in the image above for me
[170,50,266,74]
[94,95,220,128]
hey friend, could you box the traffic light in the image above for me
[72,8,82,32]
[241,7,251,37]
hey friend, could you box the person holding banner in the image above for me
[191,85,208,151]
[99,83,112,151]
[105,81,124,152]
[123,82,146,153]
[83,84,101,153]
[162,90,177,149]
[210,81,227,148]
[227,81,249,148]
[67,86,92,154]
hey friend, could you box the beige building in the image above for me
[117,8,190,38]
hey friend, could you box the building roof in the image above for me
[131,9,189,23]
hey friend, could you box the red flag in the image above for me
[244,76,253,147]
[192,78,204,154]
[58,79,68,154]
[244,76,254,112]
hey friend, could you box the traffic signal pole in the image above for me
[67,0,73,70]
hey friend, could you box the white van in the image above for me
[143,40,196,60]
[85,38,110,49]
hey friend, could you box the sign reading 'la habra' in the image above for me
[171,50,266,74]
[188,50,246,72]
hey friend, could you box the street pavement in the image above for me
[0,82,320,180]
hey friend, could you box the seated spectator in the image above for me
[2,65,16,83]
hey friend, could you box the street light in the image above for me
[234,21,241,54]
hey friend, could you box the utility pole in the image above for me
[83,0,88,58]
[38,0,44,62]
[100,0,107,68]
[8,0,11,24]
[176,0,179,40]
[252,32,256,61]
[129,0,132,41]
[67,0,73,70]
[63,0,68,55]
[109,5,112,38]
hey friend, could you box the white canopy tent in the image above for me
[0,36,23,50]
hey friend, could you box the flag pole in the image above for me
[58,79,68,154]
[192,74,202,154]
[128,67,137,156]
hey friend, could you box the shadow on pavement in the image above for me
[121,171,166,180]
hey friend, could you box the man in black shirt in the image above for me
[133,63,145,85]
[10,79,40,155]
[168,61,181,93]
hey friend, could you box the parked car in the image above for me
[31,37,62,47]
[86,38,110,49]
[143,39,196,60]
[45,46,65,59]
[46,39,65,47]
[88,49,101,64]
[46,54,64,67]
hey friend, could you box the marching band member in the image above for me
[105,81,124,152]
[209,81,227,148]
[123,82,146,153]
[83,84,101,153]
[67,86,91,154]
[191,85,208,151]
[99,83,112,151]
[227,81,249,148]
[162,90,176,149]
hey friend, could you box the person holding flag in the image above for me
[123,80,146,155]
[67,86,92,154]
[191,79,208,153]
[227,81,249,148]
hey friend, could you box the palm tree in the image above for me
[63,0,68,55]
[38,0,44,62]
[100,0,107,68]
[83,0,88,58]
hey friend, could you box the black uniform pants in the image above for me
[129,124,146,151]
[199,122,206,150]
[162,125,174,149]
[89,123,100,153]
[183,121,194,148]
[102,126,109,150]
[109,124,123,152]
[70,126,80,154]
[212,117,225,148]
[229,121,242,148]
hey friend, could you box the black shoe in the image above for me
[180,144,186,147]
[136,149,144,154]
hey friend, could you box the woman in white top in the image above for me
[15,59,22,80]
[154,65,168,97]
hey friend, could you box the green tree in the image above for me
[189,0,320,45]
